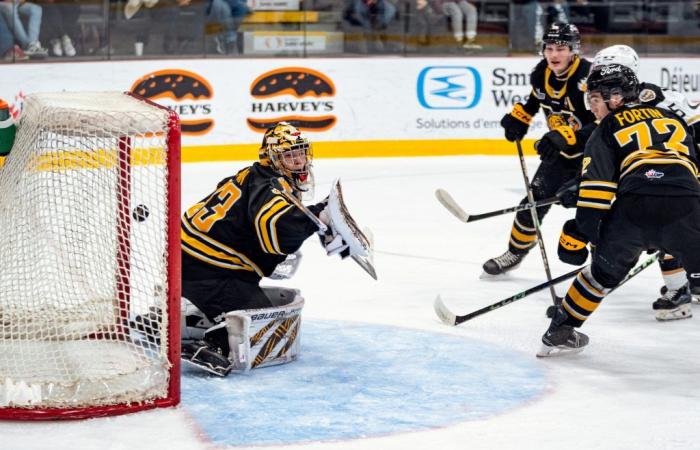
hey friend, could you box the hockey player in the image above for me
[538,64,700,356]
[592,44,700,316]
[179,122,351,375]
[483,22,595,275]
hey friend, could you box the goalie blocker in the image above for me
[180,287,305,376]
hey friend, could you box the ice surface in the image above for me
[3,156,700,450]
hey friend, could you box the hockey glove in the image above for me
[535,126,576,162]
[555,176,580,208]
[500,103,532,142]
[319,229,349,257]
[558,219,589,266]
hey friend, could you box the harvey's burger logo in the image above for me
[130,69,214,135]
[247,67,336,133]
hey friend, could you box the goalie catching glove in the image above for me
[558,219,589,265]
[319,207,350,258]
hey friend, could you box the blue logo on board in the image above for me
[417,66,482,109]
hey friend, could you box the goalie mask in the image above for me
[259,122,314,194]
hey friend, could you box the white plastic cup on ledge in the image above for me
[134,42,144,56]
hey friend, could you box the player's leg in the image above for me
[538,197,644,356]
[180,277,272,375]
[659,197,700,320]
[483,159,578,275]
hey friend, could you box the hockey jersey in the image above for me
[575,103,700,241]
[181,162,322,282]
[638,82,700,138]
[522,56,596,159]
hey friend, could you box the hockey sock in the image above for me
[561,267,609,327]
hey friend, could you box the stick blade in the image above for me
[435,189,469,222]
[434,295,458,326]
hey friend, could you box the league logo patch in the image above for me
[644,168,664,179]
[639,88,657,103]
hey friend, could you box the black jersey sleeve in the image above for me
[575,124,618,243]
[522,61,547,116]
[249,184,319,256]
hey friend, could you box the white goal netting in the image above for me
[0,92,179,414]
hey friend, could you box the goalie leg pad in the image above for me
[225,313,252,372]
[231,289,305,371]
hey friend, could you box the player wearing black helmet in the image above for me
[538,64,700,356]
[483,22,596,276]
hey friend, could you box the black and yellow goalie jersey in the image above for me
[181,162,322,282]
[575,103,700,242]
[522,57,596,159]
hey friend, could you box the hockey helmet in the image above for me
[593,45,640,76]
[542,22,581,54]
[587,64,640,104]
[259,122,314,192]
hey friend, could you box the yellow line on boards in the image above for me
[181,139,538,162]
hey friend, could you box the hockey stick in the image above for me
[434,267,583,326]
[270,177,377,280]
[435,188,560,223]
[544,252,661,318]
[515,140,559,304]
[436,252,662,326]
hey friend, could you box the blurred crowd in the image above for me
[2,0,699,60]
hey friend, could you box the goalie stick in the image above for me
[270,177,377,280]
[435,252,661,326]
[435,188,560,223]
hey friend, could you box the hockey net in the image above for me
[0,92,181,419]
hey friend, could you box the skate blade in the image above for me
[182,358,231,377]
[536,343,585,358]
[655,304,692,322]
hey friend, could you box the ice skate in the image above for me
[482,250,527,276]
[181,341,232,376]
[653,283,692,321]
[537,323,589,357]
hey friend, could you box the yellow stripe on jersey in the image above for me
[577,180,617,211]
[181,218,263,275]
[578,189,615,201]
[579,180,618,189]
[255,196,293,255]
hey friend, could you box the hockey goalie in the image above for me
[168,122,375,376]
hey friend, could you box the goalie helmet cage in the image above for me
[0,92,181,420]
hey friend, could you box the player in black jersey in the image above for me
[483,22,596,276]
[179,122,342,373]
[593,44,700,314]
[538,64,700,356]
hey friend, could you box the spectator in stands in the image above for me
[434,0,481,49]
[509,0,542,53]
[36,0,77,57]
[413,0,440,46]
[1,13,15,57]
[160,0,205,54]
[0,0,48,57]
[207,0,250,55]
[345,0,397,31]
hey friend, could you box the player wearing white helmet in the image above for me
[591,45,700,320]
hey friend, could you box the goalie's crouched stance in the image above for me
[177,122,374,375]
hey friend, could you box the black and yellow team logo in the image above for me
[247,67,336,133]
[130,69,215,135]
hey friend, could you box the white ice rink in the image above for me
[4,155,700,450]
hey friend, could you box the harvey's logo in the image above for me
[131,69,214,135]
[247,67,336,133]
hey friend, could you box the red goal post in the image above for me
[0,91,181,419]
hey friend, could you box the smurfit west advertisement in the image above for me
[1,57,699,148]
